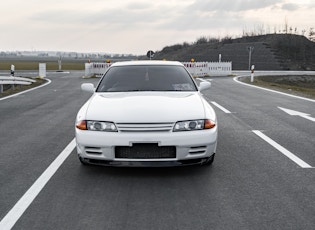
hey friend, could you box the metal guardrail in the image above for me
[0,76,36,93]
[0,76,36,83]
[1,80,32,85]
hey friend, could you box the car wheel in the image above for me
[202,154,215,166]
[78,156,89,165]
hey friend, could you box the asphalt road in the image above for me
[0,71,314,230]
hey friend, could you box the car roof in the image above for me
[110,60,184,67]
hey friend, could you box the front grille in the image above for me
[115,144,176,159]
[116,123,174,132]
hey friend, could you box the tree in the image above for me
[195,36,208,44]
[309,28,315,42]
[284,16,288,34]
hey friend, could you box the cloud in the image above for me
[29,4,172,30]
[158,0,266,32]
[24,0,289,33]
[126,2,153,10]
[188,0,282,13]
[1,0,314,54]
[282,3,299,11]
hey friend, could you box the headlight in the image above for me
[173,119,215,132]
[76,120,117,132]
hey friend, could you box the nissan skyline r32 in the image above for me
[75,60,217,167]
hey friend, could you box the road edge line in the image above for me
[0,138,76,230]
[0,78,52,101]
[233,76,315,103]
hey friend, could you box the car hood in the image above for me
[84,92,206,123]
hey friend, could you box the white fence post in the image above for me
[11,65,15,76]
[85,63,93,77]
[250,65,255,82]
[39,63,46,78]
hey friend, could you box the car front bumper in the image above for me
[75,127,217,166]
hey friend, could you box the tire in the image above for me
[202,153,215,166]
[78,156,89,166]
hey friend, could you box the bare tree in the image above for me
[302,29,306,36]
[309,28,315,42]
[284,16,288,34]
[289,27,293,34]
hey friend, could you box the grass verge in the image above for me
[240,75,315,99]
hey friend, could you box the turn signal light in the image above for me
[76,120,87,130]
[204,119,216,129]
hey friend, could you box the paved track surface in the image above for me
[0,71,314,230]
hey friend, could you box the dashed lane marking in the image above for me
[252,130,313,169]
[211,101,232,114]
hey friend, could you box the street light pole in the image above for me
[247,46,254,70]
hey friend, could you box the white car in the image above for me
[75,60,217,167]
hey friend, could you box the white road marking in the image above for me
[233,76,315,103]
[0,79,51,101]
[0,138,76,230]
[252,130,312,168]
[211,101,232,114]
[278,107,315,122]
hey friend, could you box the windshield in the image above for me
[96,65,197,92]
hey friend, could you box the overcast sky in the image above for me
[1,0,314,55]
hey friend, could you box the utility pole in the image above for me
[247,46,254,70]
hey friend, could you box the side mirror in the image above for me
[81,83,95,93]
[199,81,211,92]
